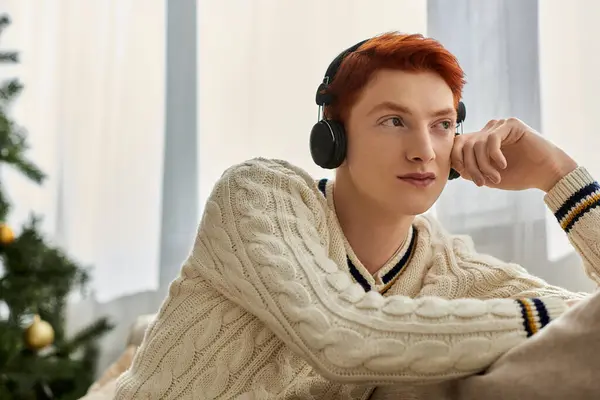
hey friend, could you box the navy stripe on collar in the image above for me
[318,178,328,197]
[347,260,372,292]
[381,231,416,284]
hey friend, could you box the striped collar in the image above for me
[317,178,416,294]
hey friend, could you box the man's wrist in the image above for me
[539,151,578,193]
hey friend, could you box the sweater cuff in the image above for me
[544,166,600,233]
[516,297,567,337]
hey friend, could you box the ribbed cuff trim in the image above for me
[516,297,567,337]
[544,167,600,233]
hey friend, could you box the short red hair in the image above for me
[323,32,466,122]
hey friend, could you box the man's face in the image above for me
[341,69,456,216]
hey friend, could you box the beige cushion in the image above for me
[85,345,137,395]
[79,378,118,400]
[127,314,156,347]
[79,314,156,399]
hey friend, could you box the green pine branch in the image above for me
[0,216,90,318]
[0,185,10,224]
[53,318,114,358]
[0,14,10,31]
[0,16,19,64]
[0,52,18,63]
[0,80,23,102]
[0,81,45,185]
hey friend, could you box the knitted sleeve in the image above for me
[432,236,588,326]
[450,245,587,302]
[544,166,600,283]
[422,166,599,306]
[196,158,567,384]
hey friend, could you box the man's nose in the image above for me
[406,128,435,163]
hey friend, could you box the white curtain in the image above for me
[197,0,428,208]
[539,0,600,262]
[1,1,166,302]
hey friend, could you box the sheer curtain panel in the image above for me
[1,0,166,302]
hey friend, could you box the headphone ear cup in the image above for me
[448,168,461,180]
[328,120,347,168]
[448,131,461,180]
[309,120,347,169]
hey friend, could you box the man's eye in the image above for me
[439,121,452,130]
[382,117,404,127]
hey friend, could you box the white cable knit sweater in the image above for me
[115,158,599,400]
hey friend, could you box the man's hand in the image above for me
[451,118,578,192]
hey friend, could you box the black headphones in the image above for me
[309,39,466,180]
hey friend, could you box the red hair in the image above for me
[323,32,466,121]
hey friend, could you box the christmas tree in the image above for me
[0,15,114,400]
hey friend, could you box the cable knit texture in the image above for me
[115,159,599,400]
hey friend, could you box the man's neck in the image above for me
[332,173,414,276]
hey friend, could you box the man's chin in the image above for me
[398,189,443,216]
[394,202,436,217]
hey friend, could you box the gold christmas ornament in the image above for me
[24,314,55,350]
[0,223,14,244]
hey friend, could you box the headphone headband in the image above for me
[316,39,368,106]
[323,40,368,87]
[316,38,466,125]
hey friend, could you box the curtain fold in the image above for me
[428,0,562,288]
[2,0,166,302]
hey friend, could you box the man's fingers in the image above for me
[451,136,465,173]
[463,141,485,186]
[474,140,501,184]
[486,133,507,170]
[483,119,497,131]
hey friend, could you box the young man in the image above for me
[115,33,599,399]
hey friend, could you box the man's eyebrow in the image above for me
[367,101,457,119]
[430,107,457,119]
[367,101,412,116]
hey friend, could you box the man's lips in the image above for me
[397,172,436,187]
